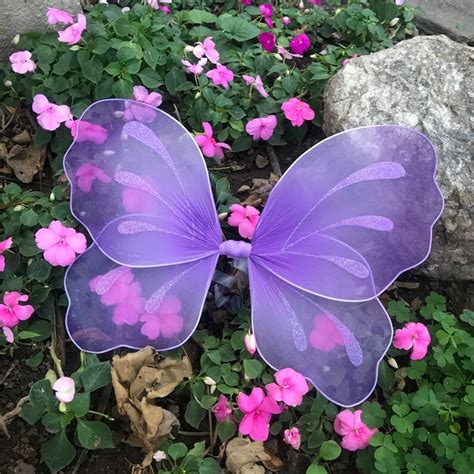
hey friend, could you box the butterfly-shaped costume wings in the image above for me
[64,99,443,406]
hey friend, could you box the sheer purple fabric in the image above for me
[64,99,443,406]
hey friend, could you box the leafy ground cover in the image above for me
[0,1,472,473]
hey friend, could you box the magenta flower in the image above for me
[35,221,87,267]
[47,7,74,25]
[139,295,184,340]
[290,33,311,55]
[160,5,171,14]
[58,13,86,45]
[228,204,260,239]
[2,327,14,344]
[213,395,233,422]
[259,4,273,17]
[283,427,301,449]
[241,0,252,5]
[258,32,276,52]
[309,314,344,351]
[334,409,377,451]
[246,115,277,141]
[193,37,220,64]
[244,332,257,355]
[124,85,162,123]
[74,163,112,193]
[9,51,36,74]
[195,122,231,159]
[206,64,234,89]
[309,0,322,6]
[281,98,315,127]
[65,119,108,144]
[52,376,75,403]
[89,267,134,306]
[0,237,13,272]
[266,368,309,407]
[242,74,268,98]
[393,322,431,360]
[32,94,72,131]
[237,387,282,441]
[182,58,207,75]
[282,16,292,26]
[112,281,145,325]
[0,292,34,328]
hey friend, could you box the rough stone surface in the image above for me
[323,35,474,281]
[413,0,474,44]
[0,0,82,60]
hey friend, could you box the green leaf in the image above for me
[319,440,342,461]
[165,68,186,95]
[243,359,263,379]
[176,9,217,24]
[77,420,115,449]
[81,58,103,84]
[215,178,230,204]
[41,430,76,473]
[27,259,51,282]
[80,361,111,392]
[26,351,44,368]
[306,464,327,474]
[216,420,236,441]
[20,208,39,227]
[231,134,252,152]
[113,78,133,98]
[185,399,207,429]
[20,402,46,425]
[168,442,188,461]
[41,412,70,434]
[199,457,221,474]
[138,67,162,88]
[307,428,326,449]
[105,61,122,76]
[29,379,55,410]
[117,46,137,62]
[68,392,90,417]
[143,48,159,69]
[217,15,261,41]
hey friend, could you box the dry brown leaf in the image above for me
[255,155,269,169]
[226,438,284,473]
[111,348,191,465]
[245,173,279,204]
[6,144,46,183]
[12,130,32,145]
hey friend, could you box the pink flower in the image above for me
[266,368,309,407]
[9,51,36,74]
[124,85,162,123]
[2,327,14,344]
[122,186,159,213]
[139,295,184,340]
[65,119,108,144]
[244,332,257,355]
[228,204,260,240]
[242,74,268,98]
[290,33,311,55]
[206,64,234,89]
[74,163,111,193]
[47,7,74,25]
[393,322,431,360]
[334,409,377,451]
[259,4,273,17]
[52,376,75,403]
[147,0,172,9]
[246,115,277,141]
[89,267,134,306]
[342,54,360,66]
[0,292,34,328]
[309,314,344,351]
[276,46,303,61]
[32,94,72,131]
[309,0,322,5]
[283,427,301,449]
[237,387,282,441]
[281,98,315,127]
[193,37,220,64]
[160,5,171,14]
[35,221,87,267]
[241,0,252,5]
[213,395,233,422]
[282,16,292,26]
[0,237,13,272]
[182,58,207,75]
[259,32,276,52]
[395,0,405,5]
[112,282,145,325]
[58,14,86,45]
[195,122,231,160]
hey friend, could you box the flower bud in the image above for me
[195,91,201,99]
[299,1,304,9]
[153,450,167,462]
[12,34,20,45]
[4,80,12,87]
[69,45,81,51]
[282,16,291,26]
[388,357,399,369]
[389,17,400,27]
[274,53,283,61]
[49,192,55,201]
[45,369,57,385]
[59,401,68,413]
[121,7,130,13]
[218,212,228,221]
[184,45,195,53]
[244,332,257,355]
[13,205,24,212]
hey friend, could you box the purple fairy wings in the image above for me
[64,99,443,407]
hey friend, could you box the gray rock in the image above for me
[413,0,474,44]
[0,0,82,60]
[323,35,474,281]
